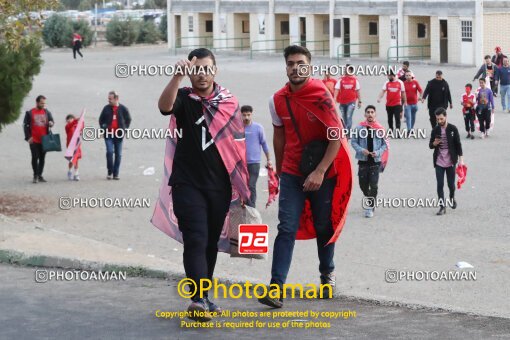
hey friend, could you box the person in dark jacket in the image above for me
[491,46,506,67]
[98,90,132,180]
[429,108,464,216]
[422,70,452,128]
[473,55,499,96]
[23,95,54,183]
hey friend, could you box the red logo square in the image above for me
[238,224,269,254]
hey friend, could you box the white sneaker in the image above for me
[67,171,73,180]
[367,208,374,218]
[480,132,485,139]
[73,175,80,181]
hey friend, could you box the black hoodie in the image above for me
[422,78,452,110]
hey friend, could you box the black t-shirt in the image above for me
[359,127,377,166]
[160,88,230,190]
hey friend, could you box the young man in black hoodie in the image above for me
[422,70,452,128]
[429,108,464,216]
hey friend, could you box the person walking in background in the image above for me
[65,114,82,181]
[429,108,463,216]
[241,105,271,208]
[334,64,362,131]
[475,78,495,139]
[422,70,452,129]
[351,105,388,218]
[377,71,406,132]
[72,32,83,59]
[473,55,498,96]
[496,57,510,113]
[397,61,414,82]
[99,91,131,180]
[403,70,423,130]
[23,95,54,183]
[322,68,337,97]
[492,46,507,68]
[461,84,476,139]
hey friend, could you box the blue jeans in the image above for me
[499,84,510,110]
[105,137,123,177]
[270,172,336,286]
[339,102,356,130]
[404,104,418,130]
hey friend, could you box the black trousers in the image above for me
[172,183,231,300]
[358,163,380,208]
[435,165,455,206]
[386,105,402,130]
[464,111,475,132]
[476,106,491,133]
[30,143,46,177]
[428,107,443,128]
[247,163,260,208]
[73,44,83,59]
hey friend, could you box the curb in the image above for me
[1,248,507,319]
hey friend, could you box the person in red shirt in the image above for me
[334,65,362,131]
[321,68,337,96]
[259,45,352,308]
[403,70,423,130]
[377,71,407,132]
[72,32,83,59]
[461,83,477,139]
[65,114,82,180]
[23,95,54,183]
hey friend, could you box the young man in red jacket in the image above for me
[23,95,54,183]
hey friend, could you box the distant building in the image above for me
[165,0,509,66]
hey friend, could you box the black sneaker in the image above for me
[205,297,222,314]
[320,272,336,298]
[436,206,446,215]
[113,176,120,180]
[451,199,457,210]
[38,176,47,183]
[258,295,283,308]
[187,298,212,322]
[33,176,38,184]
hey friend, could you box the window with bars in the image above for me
[188,15,193,32]
[461,20,472,42]
[417,23,427,38]
[390,19,397,39]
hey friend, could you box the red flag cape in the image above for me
[64,109,85,166]
[151,84,250,253]
[266,165,279,208]
[359,120,390,172]
[456,164,467,189]
[274,78,353,244]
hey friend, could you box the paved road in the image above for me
[1,264,509,340]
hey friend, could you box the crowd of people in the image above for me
[22,44,505,322]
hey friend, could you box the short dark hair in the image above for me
[465,83,472,89]
[284,45,311,63]
[388,69,395,76]
[36,95,46,103]
[484,55,491,60]
[436,70,443,75]
[479,78,486,82]
[240,105,253,113]
[403,61,410,66]
[435,107,447,116]
[188,48,216,66]
[365,105,376,113]
[65,114,75,120]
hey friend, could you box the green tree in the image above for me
[78,0,92,11]
[0,0,58,131]
[70,20,93,47]
[143,0,156,9]
[159,14,167,42]
[137,20,160,44]
[106,17,138,46]
[42,14,72,47]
